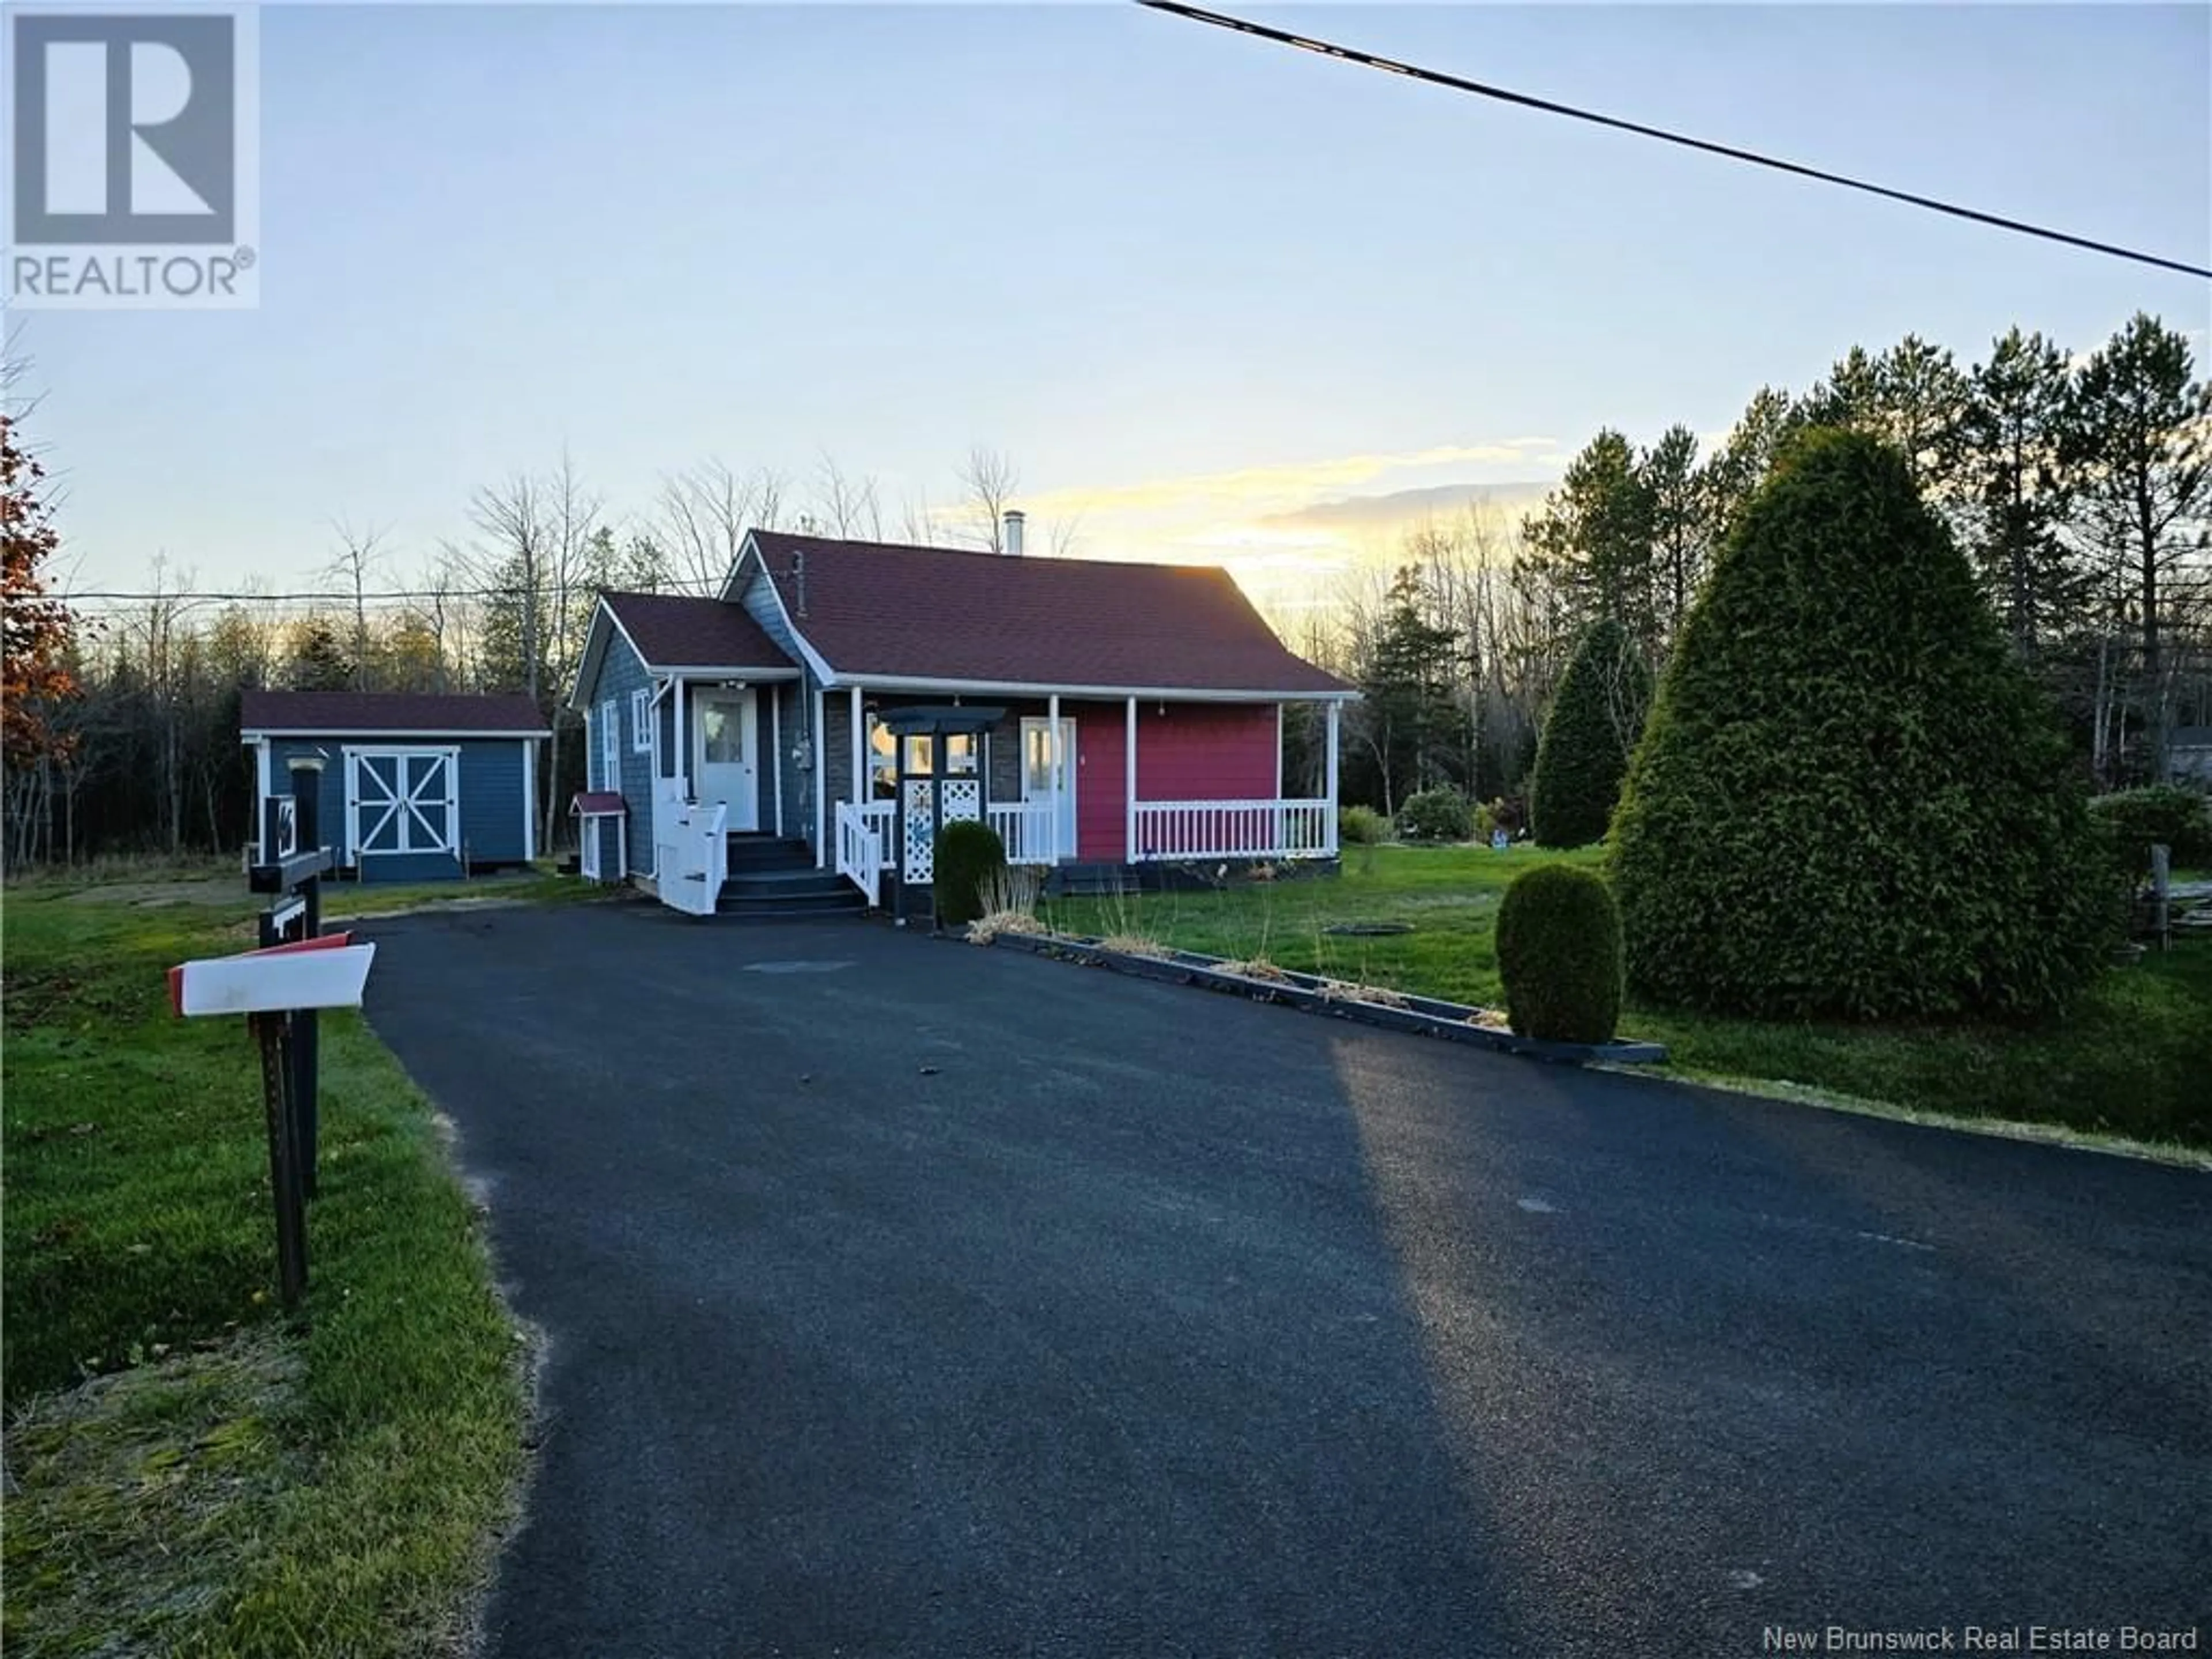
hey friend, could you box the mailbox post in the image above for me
[171,931,375,1310]
[287,758,323,1194]
[178,751,368,1311]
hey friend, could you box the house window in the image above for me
[898,733,980,777]
[631,689,652,753]
[868,715,897,800]
[599,699,618,789]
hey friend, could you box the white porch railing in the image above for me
[1130,798,1335,863]
[835,800,887,908]
[653,801,727,916]
[987,801,1058,866]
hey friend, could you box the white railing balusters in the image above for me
[1128,798,1331,863]
[835,800,887,907]
[986,801,1057,866]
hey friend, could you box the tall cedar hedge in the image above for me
[1530,616,1649,848]
[1608,429,2111,1020]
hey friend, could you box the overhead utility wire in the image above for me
[1134,0,2212,281]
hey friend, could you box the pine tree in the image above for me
[1354,567,1465,815]
[1517,429,1657,651]
[287,616,355,692]
[1960,327,2085,662]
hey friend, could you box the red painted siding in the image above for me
[1137,704,1279,801]
[1068,702,1280,861]
[1071,702,1126,863]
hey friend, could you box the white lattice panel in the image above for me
[942,778,982,822]
[902,781,936,881]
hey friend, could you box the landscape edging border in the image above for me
[972,929,1667,1066]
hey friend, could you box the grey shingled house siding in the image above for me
[585,621,657,877]
[738,560,817,845]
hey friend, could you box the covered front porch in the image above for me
[829,689,1346,908]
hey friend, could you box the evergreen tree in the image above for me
[1529,616,1649,848]
[1639,424,1706,649]
[1960,327,2085,661]
[2069,313,2212,782]
[1517,429,1657,649]
[1609,430,2111,1021]
[1354,566,1465,814]
[286,616,355,692]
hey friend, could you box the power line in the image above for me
[56,588,505,604]
[1135,0,2212,282]
[47,583,721,605]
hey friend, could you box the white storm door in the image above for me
[694,688,760,831]
[1020,717,1078,861]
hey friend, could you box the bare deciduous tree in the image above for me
[956,446,1020,552]
[811,452,884,540]
[657,459,789,593]
[321,518,387,690]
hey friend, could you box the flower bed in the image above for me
[976,929,1667,1066]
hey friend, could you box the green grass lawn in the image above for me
[1042,843,2212,1152]
[1,865,562,1656]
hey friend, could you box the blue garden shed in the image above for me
[240,691,550,881]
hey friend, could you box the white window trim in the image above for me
[631,688,652,753]
[599,698,619,790]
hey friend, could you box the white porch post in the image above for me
[1047,692,1062,861]
[814,684,829,868]
[1125,695,1138,863]
[1324,700,1342,857]
[769,687,782,835]
[673,679,687,798]
[1274,704,1286,856]
[849,684,864,813]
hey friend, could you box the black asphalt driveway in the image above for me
[361,901,2211,1659]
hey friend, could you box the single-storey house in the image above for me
[567,516,1356,915]
[240,690,551,880]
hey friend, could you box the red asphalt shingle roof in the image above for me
[239,691,550,734]
[601,590,794,671]
[748,532,1349,695]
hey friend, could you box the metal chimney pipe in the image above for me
[1002,509,1025,558]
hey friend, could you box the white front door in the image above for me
[1020,717,1078,861]
[693,687,759,831]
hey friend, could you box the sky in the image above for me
[12,2,2211,618]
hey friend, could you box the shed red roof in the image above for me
[602,590,794,672]
[570,790,626,816]
[748,532,1349,695]
[240,691,549,735]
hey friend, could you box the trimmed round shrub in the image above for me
[2089,785,2211,874]
[933,820,1007,925]
[1339,804,1388,846]
[1494,863,1623,1043]
[1608,429,2113,1021]
[1399,787,1473,843]
[1530,616,1651,848]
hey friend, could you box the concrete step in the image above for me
[715,887,868,918]
[721,868,853,898]
[715,906,871,923]
[723,835,812,869]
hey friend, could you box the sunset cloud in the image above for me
[1012,440,1558,523]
